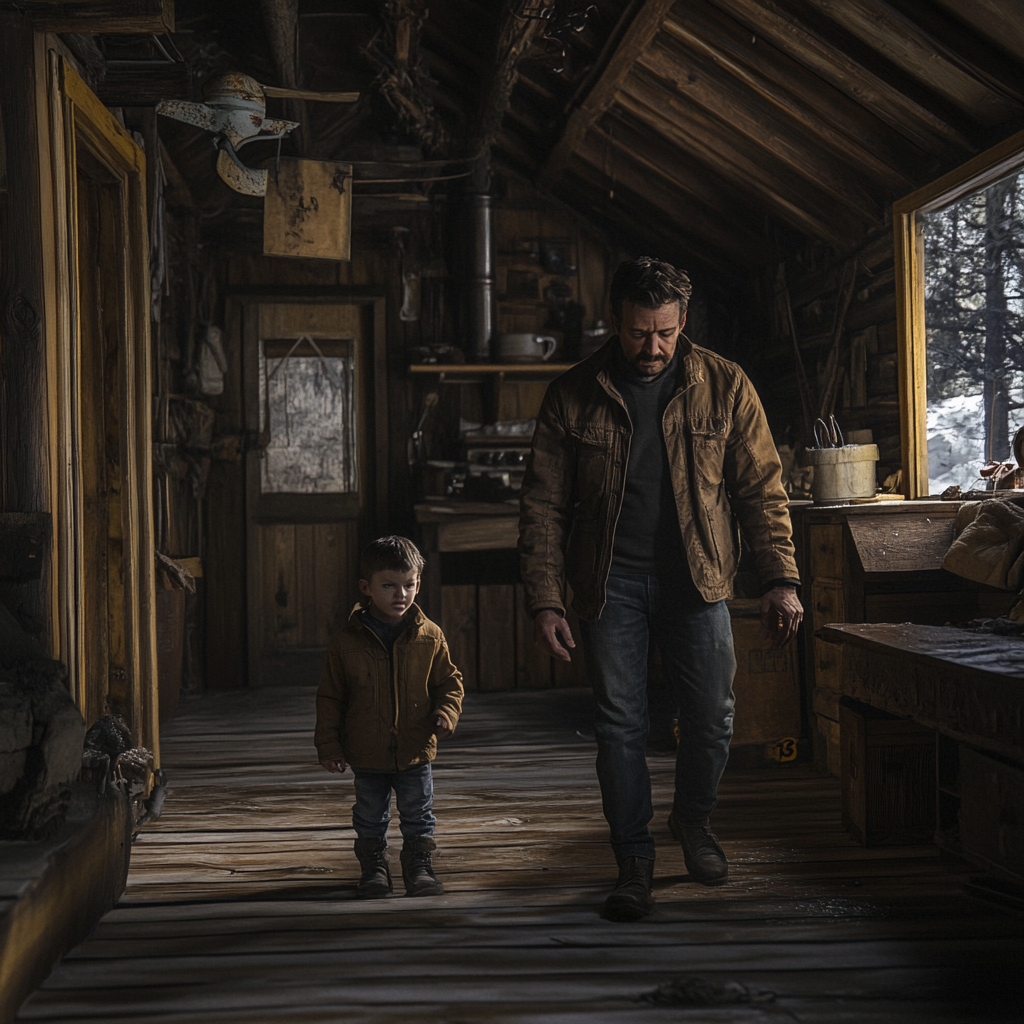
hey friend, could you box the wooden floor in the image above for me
[18,686,1023,1023]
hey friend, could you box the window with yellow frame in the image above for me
[894,131,1024,498]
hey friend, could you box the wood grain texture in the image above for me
[16,686,1023,1021]
[477,584,516,691]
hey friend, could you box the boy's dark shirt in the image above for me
[360,608,410,654]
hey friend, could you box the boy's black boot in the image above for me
[603,855,655,922]
[353,838,392,898]
[400,836,444,896]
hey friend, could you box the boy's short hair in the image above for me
[359,535,425,581]
[610,257,692,321]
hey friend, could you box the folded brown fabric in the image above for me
[942,499,1024,591]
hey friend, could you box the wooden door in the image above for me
[47,56,157,753]
[243,298,386,686]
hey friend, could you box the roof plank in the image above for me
[803,0,1022,124]
[553,168,734,277]
[638,35,888,217]
[573,133,766,261]
[617,75,867,247]
[536,0,678,189]
[662,2,921,190]
[708,0,976,157]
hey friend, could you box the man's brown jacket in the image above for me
[518,337,799,621]
[314,604,464,770]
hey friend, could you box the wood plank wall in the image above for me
[443,583,588,691]
[747,231,901,482]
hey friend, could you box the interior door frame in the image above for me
[44,52,158,754]
[231,289,387,686]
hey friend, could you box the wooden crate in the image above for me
[728,600,803,754]
[958,745,1024,887]
[840,698,936,846]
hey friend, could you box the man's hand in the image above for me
[760,586,803,649]
[320,756,347,773]
[434,714,454,740]
[534,609,576,662]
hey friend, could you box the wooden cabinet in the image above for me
[796,502,1014,774]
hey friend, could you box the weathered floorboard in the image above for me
[18,686,1024,1022]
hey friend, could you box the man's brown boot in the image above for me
[401,836,444,896]
[669,812,728,885]
[603,855,655,921]
[353,838,392,898]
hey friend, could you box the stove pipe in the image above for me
[465,162,494,362]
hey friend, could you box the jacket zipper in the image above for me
[361,621,403,766]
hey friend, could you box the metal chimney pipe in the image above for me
[465,160,494,362]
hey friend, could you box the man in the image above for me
[518,257,802,921]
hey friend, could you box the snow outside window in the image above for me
[922,167,1024,494]
[258,337,358,494]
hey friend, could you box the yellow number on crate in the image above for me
[774,737,798,762]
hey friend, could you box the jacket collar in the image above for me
[594,335,705,398]
[347,601,426,636]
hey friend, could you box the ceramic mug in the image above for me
[495,333,558,363]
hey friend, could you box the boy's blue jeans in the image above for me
[579,572,736,862]
[351,764,436,840]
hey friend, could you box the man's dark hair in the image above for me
[609,257,692,321]
[360,535,425,581]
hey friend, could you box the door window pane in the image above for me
[922,168,1024,493]
[258,337,357,494]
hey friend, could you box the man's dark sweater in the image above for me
[609,345,701,597]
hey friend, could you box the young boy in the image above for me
[315,536,464,898]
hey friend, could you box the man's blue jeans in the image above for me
[351,764,436,840]
[579,572,736,861]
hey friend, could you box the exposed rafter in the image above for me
[660,3,917,191]
[469,1,545,158]
[535,0,677,189]
[637,39,886,219]
[709,0,976,157]
[574,130,766,258]
[615,83,861,248]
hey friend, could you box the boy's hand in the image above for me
[320,757,347,773]
[434,714,454,740]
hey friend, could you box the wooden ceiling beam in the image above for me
[661,3,918,191]
[617,76,865,248]
[593,112,761,224]
[801,0,1021,125]
[553,168,734,278]
[536,0,677,189]
[575,131,766,257]
[638,37,887,218]
[469,0,545,157]
[874,0,1024,106]
[930,0,1024,66]
[15,0,173,32]
[709,0,975,157]
[555,183,724,276]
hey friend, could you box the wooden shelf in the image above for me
[408,363,576,375]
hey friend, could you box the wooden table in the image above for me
[414,500,520,621]
[820,622,1024,883]
[819,622,1024,763]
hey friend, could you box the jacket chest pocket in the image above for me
[570,429,613,515]
[688,418,728,490]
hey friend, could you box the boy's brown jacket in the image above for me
[519,337,799,621]
[314,603,464,771]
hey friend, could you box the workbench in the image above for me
[821,622,1024,885]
